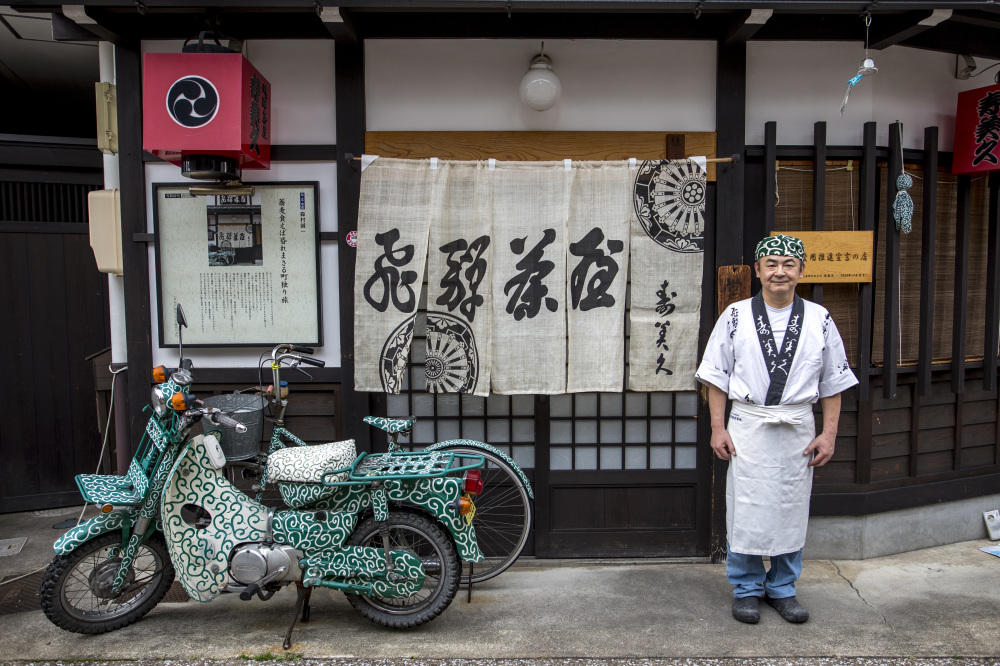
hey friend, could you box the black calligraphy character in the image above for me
[655,353,673,376]
[655,321,669,348]
[655,281,677,317]
[363,229,418,313]
[973,114,1000,166]
[504,229,558,321]
[249,75,261,157]
[436,235,491,322]
[569,228,623,311]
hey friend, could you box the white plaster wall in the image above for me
[747,42,1000,151]
[365,39,717,131]
[139,40,340,369]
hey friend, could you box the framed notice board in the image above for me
[153,182,322,347]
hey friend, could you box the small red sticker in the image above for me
[346,230,358,248]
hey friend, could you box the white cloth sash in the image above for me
[725,401,816,557]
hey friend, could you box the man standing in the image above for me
[695,234,858,625]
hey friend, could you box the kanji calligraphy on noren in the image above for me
[154,182,320,347]
[353,157,705,395]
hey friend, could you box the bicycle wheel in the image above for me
[438,445,532,583]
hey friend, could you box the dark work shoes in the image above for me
[732,596,760,623]
[765,595,810,623]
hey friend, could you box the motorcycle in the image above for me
[227,342,534,584]
[40,305,486,648]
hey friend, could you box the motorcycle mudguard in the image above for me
[425,439,535,500]
[53,509,135,556]
[389,477,484,563]
[161,434,269,602]
[303,546,424,598]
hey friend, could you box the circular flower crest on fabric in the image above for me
[754,234,805,261]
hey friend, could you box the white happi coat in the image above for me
[695,295,858,556]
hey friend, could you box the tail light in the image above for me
[463,469,484,496]
[152,365,168,383]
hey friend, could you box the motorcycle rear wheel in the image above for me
[344,510,460,628]
[39,532,175,634]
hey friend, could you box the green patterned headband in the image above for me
[755,234,805,262]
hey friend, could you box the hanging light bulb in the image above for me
[519,43,561,111]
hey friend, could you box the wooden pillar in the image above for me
[952,175,971,394]
[883,122,902,400]
[918,127,939,398]
[335,38,372,452]
[811,121,826,305]
[709,40,746,563]
[763,121,776,235]
[984,171,1000,391]
[856,122,877,403]
[115,42,153,453]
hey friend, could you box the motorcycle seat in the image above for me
[363,416,415,435]
[268,439,357,484]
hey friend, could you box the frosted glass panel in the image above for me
[576,393,598,415]
[600,446,622,470]
[650,393,672,416]
[512,395,534,415]
[600,420,623,444]
[462,394,485,416]
[513,419,535,442]
[413,393,435,416]
[387,394,409,417]
[650,446,673,469]
[575,420,598,444]
[487,419,510,442]
[675,420,698,443]
[625,420,647,443]
[437,393,460,416]
[412,343,426,363]
[550,421,573,444]
[625,393,648,416]
[437,419,460,441]
[625,446,647,469]
[650,420,673,443]
[412,420,435,444]
[575,446,598,470]
[487,394,510,415]
[601,393,623,417]
[676,392,698,416]
[550,394,573,417]
[675,445,697,469]
[512,445,535,469]
[463,420,485,441]
[551,447,573,470]
[410,366,425,391]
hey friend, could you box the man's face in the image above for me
[755,255,804,299]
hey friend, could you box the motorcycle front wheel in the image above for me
[344,510,460,628]
[39,532,175,634]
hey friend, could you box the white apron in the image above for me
[725,401,815,556]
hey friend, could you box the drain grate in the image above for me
[0,538,26,557]
[0,571,189,616]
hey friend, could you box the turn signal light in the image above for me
[152,365,167,383]
[462,469,484,496]
[170,392,191,411]
[101,504,114,514]
[455,496,473,515]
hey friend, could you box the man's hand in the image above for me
[804,431,836,466]
[711,427,737,461]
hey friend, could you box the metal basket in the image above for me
[200,393,266,461]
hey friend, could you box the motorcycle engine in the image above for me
[228,543,302,585]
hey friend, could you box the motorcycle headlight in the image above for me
[151,387,169,418]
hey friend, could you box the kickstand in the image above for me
[283,583,311,650]
[466,562,473,603]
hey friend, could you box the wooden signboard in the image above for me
[770,230,874,283]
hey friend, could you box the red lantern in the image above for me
[143,52,270,179]
[953,82,1000,175]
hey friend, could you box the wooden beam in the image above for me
[811,121,826,304]
[763,121,776,235]
[365,131,719,181]
[318,6,357,42]
[985,171,1000,391]
[336,38,372,452]
[115,42,153,454]
[883,122,902,400]
[724,8,772,45]
[918,126,939,398]
[952,174,971,394]
[856,122,877,403]
[869,9,952,50]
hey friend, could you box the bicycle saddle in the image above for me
[363,416,415,435]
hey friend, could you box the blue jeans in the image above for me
[726,547,802,599]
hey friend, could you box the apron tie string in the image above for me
[763,414,803,425]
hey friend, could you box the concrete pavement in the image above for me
[1,506,999,660]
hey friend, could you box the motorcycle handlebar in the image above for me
[205,411,248,433]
